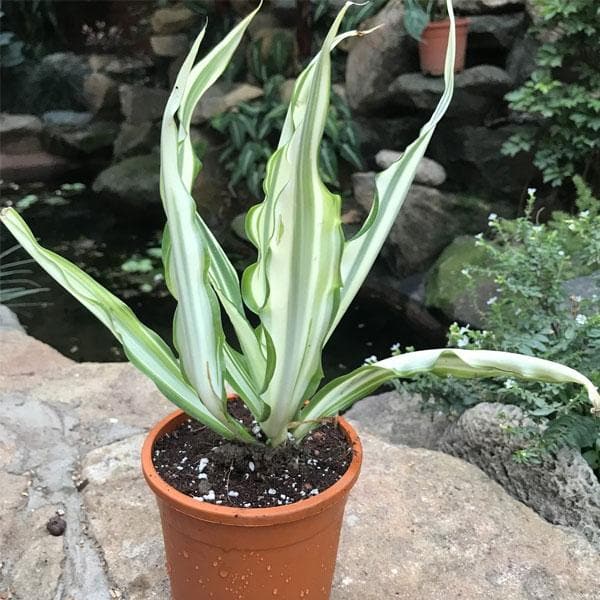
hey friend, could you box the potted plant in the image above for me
[2,2,598,599]
[404,0,469,75]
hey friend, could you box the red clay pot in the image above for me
[419,18,469,76]
[142,410,363,600]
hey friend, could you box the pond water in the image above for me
[1,182,433,382]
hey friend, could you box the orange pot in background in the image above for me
[419,18,469,76]
[142,410,363,600]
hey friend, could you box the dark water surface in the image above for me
[2,184,424,381]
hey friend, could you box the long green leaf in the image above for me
[293,349,600,440]
[242,6,355,444]
[328,0,457,337]
[160,9,261,425]
[0,208,239,439]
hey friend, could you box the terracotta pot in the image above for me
[142,410,363,600]
[419,18,469,76]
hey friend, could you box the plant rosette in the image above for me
[2,2,598,599]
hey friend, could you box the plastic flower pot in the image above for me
[141,409,363,600]
[419,17,469,76]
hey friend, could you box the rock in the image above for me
[89,54,153,81]
[119,85,169,124]
[150,33,189,58]
[83,72,119,113]
[92,153,161,208]
[375,151,447,186]
[345,391,450,449]
[439,403,600,550]
[150,5,196,34]
[191,82,263,124]
[82,435,169,600]
[333,432,600,599]
[506,36,539,85]
[563,272,600,303]
[0,305,25,333]
[44,120,119,158]
[450,0,525,14]
[113,121,158,159]
[389,65,513,119]
[353,175,500,277]
[345,0,418,113]
[429,124,535,197]
[0,151,74,183]
[247,12,283,40]
[41,110,93,128]
[424,235,495,327]
[467,12,527,50]
[354,116,423,159]
[0,113,42,154]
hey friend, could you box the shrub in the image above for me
[502,0,600,189]
[397,181,600,470]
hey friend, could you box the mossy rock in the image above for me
[425,235,494,327]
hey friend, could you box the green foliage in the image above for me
[502,0,600,188]
[210,76,363,199]
[403,0,439,41]
[397,184,600,470]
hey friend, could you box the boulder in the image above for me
[150,5,196,34]
[428,123,535,197]
[424,235,495,327]
[83,72,119,113]
[506,36,539,85]
[44,120,119,158]
[439,402,600,550]
[345,0,418,113]
[389,65,513,120]
[449,0,525,13]
[113,121,158,159]
[92,153,161,208]
[247,12,283,40]
[41,110,93,128]
[119,85,169,124]
[88,54,153,81]
[345,390,450,449]
[467,12,527,50]
[191,82,263,124]
[0,305,25,333]
[375,151,447,186]
[0,151,74,183]
[353,175,500,277]
[150,33,189,58]
[354,116,423,159]
[0,113,42,154]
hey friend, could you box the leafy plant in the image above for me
[210,75,363,198]
[397,184,600,468]
[1,3,598,448]
[0,244,48,306]
[502,0,600,188]
[403,0,446,41]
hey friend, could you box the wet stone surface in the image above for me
[1,316,599,599]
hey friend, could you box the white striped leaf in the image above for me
[293,349,600,440]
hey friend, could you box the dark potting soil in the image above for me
[152,400,353,509]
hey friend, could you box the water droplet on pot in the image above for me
[272,589,278,596]
[266,565,271,571]
[183,551,189,558]
[213,561,218,567]
[219,569,229,578]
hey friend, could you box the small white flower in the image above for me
[527,187,536,196]
[390,342,401,353]
[575,314,587,326]
[558,250,565,257]
[364,355,378,365]
[488,213,498,221]
[475,233,484,240]
[579,210,590,218]
[486,296,497,305]
[504,378,516,389]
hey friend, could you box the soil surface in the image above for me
[152,400,353,508]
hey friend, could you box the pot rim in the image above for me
[424,17,470,30]
[141,409,363,527]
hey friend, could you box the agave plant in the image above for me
[1,1,598,447]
